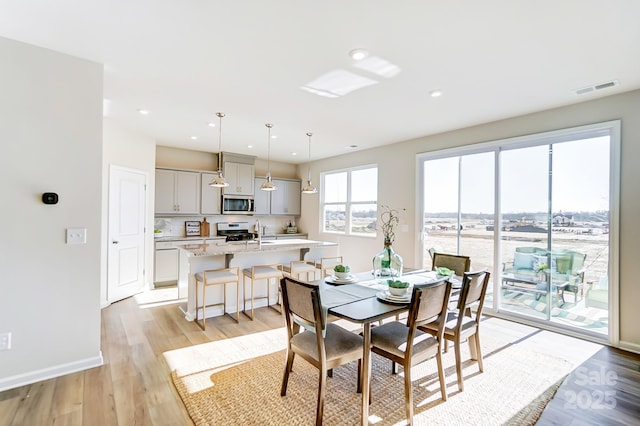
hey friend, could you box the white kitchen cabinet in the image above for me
[155,169,201,214]
[253,177,271,215]
[201,172,221,214]
[224,161,254,195]
[154,247,179,284]
[155,239,204,285]
[253,177,301,215]
[271,179,301,215]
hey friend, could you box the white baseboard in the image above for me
[0,352,103,392]
[618,340,640,355]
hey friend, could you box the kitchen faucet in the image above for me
[255,219,262,248]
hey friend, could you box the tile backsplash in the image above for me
[154,215,299,237]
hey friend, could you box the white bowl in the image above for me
[335,271,350,279]
[388,286,409,296]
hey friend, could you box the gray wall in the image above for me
[0,37,103,389]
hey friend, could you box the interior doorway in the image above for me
[108,166,147,303]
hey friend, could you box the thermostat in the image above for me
[42,192,59,205]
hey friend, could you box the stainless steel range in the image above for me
[217,222,255,242]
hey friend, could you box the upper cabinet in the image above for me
[254,177,301,216]
[221,152,256,196]
[200,172,221,214]
[224,161,254,195]
[155,169,201,215]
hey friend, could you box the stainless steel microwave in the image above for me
[221,195,255,215]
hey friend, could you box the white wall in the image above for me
[101,120,157,305]
[0,37,103,390]
[300,89,640,351]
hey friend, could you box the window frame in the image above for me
[320,164,378,237]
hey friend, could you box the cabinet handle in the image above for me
[112,240,119,244]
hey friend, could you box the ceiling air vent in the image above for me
[574,79,619,95]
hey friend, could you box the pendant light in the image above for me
[301,132,317,194]
[209,112,229,187]
[260,123,277,191]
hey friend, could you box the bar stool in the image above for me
[242,264,283,320]
[316,256,343,278]
[194,267,240,330]
[283,260,318,281]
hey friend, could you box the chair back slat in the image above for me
[457,270,491,320]
[410,277,451,326]
[280,276,324,334]
[432,252,471,276]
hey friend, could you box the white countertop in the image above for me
[176,238,336,257]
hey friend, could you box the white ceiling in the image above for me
[2,1,639,164]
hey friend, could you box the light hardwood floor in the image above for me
[0,286,638,425]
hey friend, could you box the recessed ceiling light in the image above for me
[429,89,443,98]
[291,152,297,156]
[247,145,253,149]
[271,135,277,139]
[208,122,216,127]
[349,48,369,61]
[191,136,197,140]
[137,108,149,115]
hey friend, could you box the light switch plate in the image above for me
[0,332,11,351]
[66,228,87,244]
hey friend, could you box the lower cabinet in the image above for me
[154,239,204,285]
[154,248,178,284]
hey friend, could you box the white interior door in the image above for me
[108,166,147,302]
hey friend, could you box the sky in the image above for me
[424,135,610,215]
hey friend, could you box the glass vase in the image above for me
[372,239,403,281]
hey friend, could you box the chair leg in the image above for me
[281,350,295,396]
[436,349,448,401]
[392,361,397,375]
[474,332,484,373]
[316,367,327,426]
[403,360,414,424]
[454,339,464,392]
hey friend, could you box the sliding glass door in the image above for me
[420,122,617,340]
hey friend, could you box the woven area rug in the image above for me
[167,327,571,425]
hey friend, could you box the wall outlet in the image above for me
[66,228,87,244]
[0,332,11,351]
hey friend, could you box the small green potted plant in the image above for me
[387,279,410,296]
[535,263,548,281]
[154,229,163,238]
[334,264,351,279]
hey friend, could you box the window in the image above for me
[418,120,619,341]
[321,166,377,236]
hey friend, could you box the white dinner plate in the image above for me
[325,275,358,285]
[376,290,412,304]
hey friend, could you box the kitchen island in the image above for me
[176,238,338,322]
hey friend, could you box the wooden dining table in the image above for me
[317,270,455,426]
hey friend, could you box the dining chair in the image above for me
[420,270,491,392]
[315,256,343,278]
[280,276,364,426]
[431,252,471,276]
[368,277,452,424]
